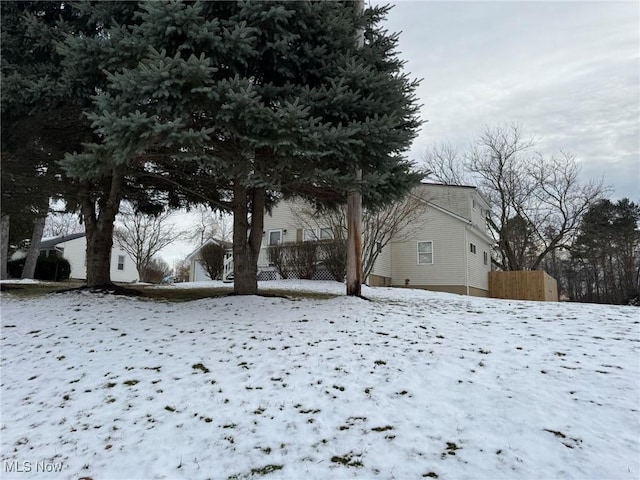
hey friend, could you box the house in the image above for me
[258,183,494,296]
[38,233,139,283]
[186,239,233,282]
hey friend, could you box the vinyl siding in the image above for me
[469,193,490,234]
[110,246,139,283]
[467,229,491,291]
[58,237,88,280]
[389,207,466,287]
[417,184,472,220]
[260,199,334,267]
[370,242,392,278]
[190,260,210,282]
[54,236,139,283]
[260,201,302,266]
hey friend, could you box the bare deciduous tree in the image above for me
[423,123,606,271]
[292,190,430,281]
[143,256,172,284]
[44,212,83,238]
[189,205,233,246]
[115,204,187,282]
[174,256,190,282]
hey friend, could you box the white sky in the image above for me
[376,0,639,201]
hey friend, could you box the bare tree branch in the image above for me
[114,203,188,281]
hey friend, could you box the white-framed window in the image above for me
[117,255,125,271]
[483,251,488,265]
[268,230,282,246]
[417,241,433,265]
[470,243,477,254]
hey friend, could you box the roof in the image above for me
[186,238,233,261]
[39,232,86,249]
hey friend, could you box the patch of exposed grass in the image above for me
[133,285,338,302]
[371,425,394,432]
[0,280,85,298]
[441,441,461,459]
[250,464,283,475]
[331,453,363,468]
[192,363,210,374]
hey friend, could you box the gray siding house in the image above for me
[259,183,494,296]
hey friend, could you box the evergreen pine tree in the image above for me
[61,1,423,294]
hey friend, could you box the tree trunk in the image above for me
[81,168,124,287]
[1,214,9,279]
[85,223,116,286]
[232,181,265,295]
[346,0,365,297]
[346,170,362,296]
[21,216,46,279]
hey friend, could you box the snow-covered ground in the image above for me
[1,280,638,479]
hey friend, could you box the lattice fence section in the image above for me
[257,267,338,282]
[257,269,279,281]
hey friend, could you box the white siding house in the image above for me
[186,239,233,282]
[260,183,494,296]
[39,233,139,283]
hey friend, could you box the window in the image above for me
[117,255,125,271]
[483,251,488,265]
[319,228,333,240]
[268,230,282,246]
[303,227,333,242]
[417,241,433,265]
[470,243,477,254]
[303,228,317,242]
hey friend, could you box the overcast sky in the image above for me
[375,0,639,201]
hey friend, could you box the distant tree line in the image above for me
[542,199,639,304]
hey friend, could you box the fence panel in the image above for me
[489,271,558,302]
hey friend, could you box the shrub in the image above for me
[319,240,346,282]
[7,258,25,279]
[267,243,289,279]
[287,242,318,279]
[8,256,71,281]
[35,256,71,281]
[198,242,225,280]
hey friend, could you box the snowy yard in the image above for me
[1,280,638,479]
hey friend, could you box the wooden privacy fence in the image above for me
[489,270,558,302]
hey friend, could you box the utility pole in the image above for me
[346,0,365,297]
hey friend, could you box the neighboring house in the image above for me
[259,183,494,296]
[38,233,139,283]
[186,239,233,282]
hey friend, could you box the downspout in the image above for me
[464,222,471,296]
